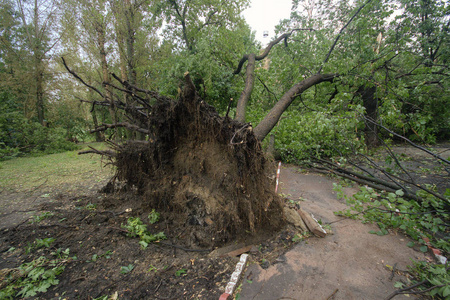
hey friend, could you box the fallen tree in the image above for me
[63,60,287,247]
[61,0,392,247]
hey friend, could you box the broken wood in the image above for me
[296,208,327,238]
[284,206,308,232]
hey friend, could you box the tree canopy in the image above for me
[0,0,448,159]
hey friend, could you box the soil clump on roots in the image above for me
[105,73,285,248]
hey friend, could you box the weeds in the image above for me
[0,248,75,299]
[30,212,54,224]
[86,250,112,263]
[333,183,450,297]
[175,269,187,277]
[26,238,55,254]
[148,209,160,224]
[120,264,134,274]
[121,214,166,249]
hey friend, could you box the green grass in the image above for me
[0,143,114,193]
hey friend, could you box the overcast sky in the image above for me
[242,0,293,43]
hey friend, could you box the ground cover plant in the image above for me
[329,144,450,298]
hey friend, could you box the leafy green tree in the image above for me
[156,0,250,52]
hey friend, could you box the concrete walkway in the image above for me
[238,166,425,300]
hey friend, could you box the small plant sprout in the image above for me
[121,217,166,249]
[148,209,160,224]
[120,264,134,274]
[175,269,187,277]
[30,212,54,224]
[85,203,97,210]
[26,238,55,253]
[147,265,158,273]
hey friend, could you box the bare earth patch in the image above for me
[1,145,447,299]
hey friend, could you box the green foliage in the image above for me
[334,184,449,248]
[26,238,55,254]
[148,209,160,224]
[120,264,134,274]
[0,248,74,299]
[333,181,450,296]
[83,203,97,211]
[408,261,450,298]
[0,104,80,160]
[87,250,112,263]
[257,104,365,162]
[30,212,55,224]
[121,215,166,249]
[175,269,187,277]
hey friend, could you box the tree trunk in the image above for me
[357,85,379,148]
[235,53,256,123]
[35,54,45,126]
[254,73,336,141]
[97,24,117,140]
[125,1,136,87]
[34,0,44,126]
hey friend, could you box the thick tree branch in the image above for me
[235,53,256,122]
[254,73,337,141]
[233,29,314,75]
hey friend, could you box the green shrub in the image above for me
[271,109,364,162]
[0,112,79,160]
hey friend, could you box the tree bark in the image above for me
[124,0,136,86]
[357,85,379,147]
[235,53,256,122]
[96,23,117,140]
[253,73,337,141]
[34,0,45,125]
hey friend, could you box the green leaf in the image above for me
[441,286,450,297]
[120,264,134,274]
[139,240,149,249]
[175,269,187,277]
[419,246,428,253]
[406,241,414,248]
[394,282,404,288]
[395,190,404,196]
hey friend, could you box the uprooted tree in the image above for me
[61,0,449,249]
[61,16,346,247]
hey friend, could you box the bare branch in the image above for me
[91,122,150,135]
[233,28,315,75]
[319,0,374,73]
[361,114,450,165]
[61,57,105,99]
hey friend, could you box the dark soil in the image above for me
[0,188,298,300]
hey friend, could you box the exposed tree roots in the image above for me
[79,72,286,248]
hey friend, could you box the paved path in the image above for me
[239,166,426,300]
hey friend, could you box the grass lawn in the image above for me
[0,143,114,193]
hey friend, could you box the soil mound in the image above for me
[106,74,285,248]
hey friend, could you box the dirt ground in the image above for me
[0,145,448,300]
[0,175,297,299]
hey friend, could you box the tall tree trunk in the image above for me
[235,53,256,123]
[97,24,117,140]
[34,0,44,125]
[125,0,136,86]
[357,85,379,147]
[35,53,45,125]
